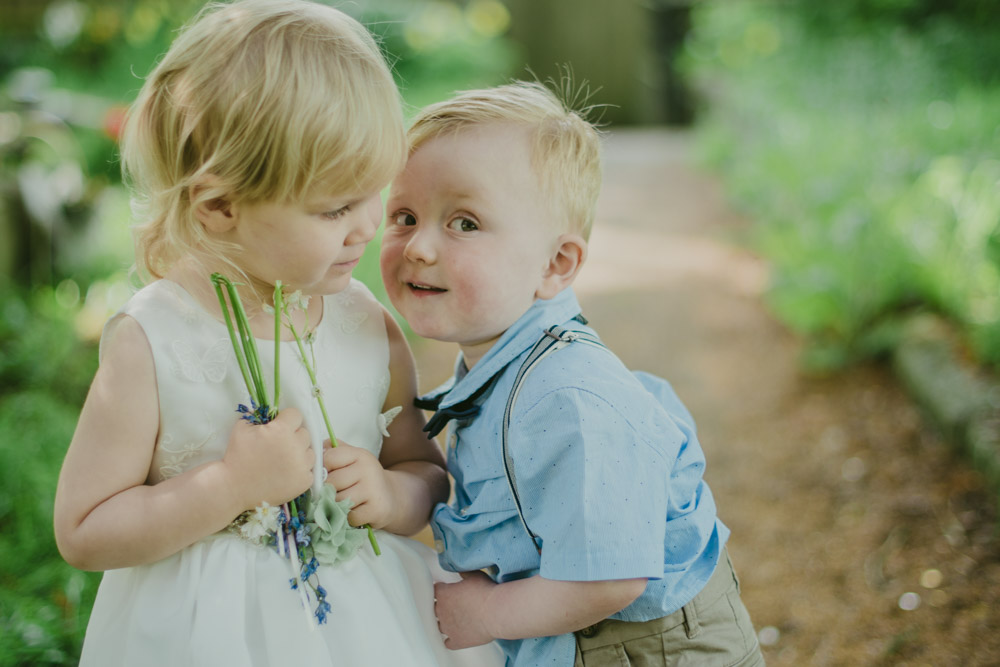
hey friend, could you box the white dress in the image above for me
[80,279,503,667]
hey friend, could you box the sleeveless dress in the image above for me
[79,278,503,667]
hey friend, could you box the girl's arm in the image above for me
[434,572,647,649]
[324,308,449,536]
[53,315,314,571]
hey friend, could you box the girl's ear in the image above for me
[191,179,237,233]
[536,233,588,300]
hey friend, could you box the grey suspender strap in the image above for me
[501,324,606,554]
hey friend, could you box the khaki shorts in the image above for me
[573,549,765,667]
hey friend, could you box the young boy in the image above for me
[380,82,764,667]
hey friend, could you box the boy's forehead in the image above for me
[405,123,535,183]
[423,121,532,151]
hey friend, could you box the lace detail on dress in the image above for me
[170,338,230,383]
[339,311,368,334]
[355,371,390,406]
[157,432,213,479]
[178,296,199,325]
[335,284,359,307]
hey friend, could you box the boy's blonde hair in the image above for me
[121,0,405,280]
[407,81,602,239]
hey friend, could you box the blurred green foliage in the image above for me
[0,1,515,664]
[0,284,101,664]
[682,0,1000,371]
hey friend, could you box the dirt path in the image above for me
[408,128,1000,666]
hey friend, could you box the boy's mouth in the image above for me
[407,282,446,294]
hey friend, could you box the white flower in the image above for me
[285,290,311,312]
[262,303,275,315]
[239,502,279,543]
[377,406,402,437]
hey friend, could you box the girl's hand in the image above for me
[323,441,394,529]
[434,571,497,650]
[222,407,313,510]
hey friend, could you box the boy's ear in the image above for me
[536,233,588,300]
[191,179,237,233]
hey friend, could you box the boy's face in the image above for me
[381,123,560,367]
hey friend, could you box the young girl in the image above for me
[52,2,502,665]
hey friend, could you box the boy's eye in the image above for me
[447,217,478,233]
[393,212,417,226]
[323,205,351,220]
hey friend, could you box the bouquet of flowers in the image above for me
[211,273,380,626]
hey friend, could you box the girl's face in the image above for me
[229,186,384,298]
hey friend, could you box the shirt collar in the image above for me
[420,287,584,411]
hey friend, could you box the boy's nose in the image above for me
[402,226,436,264]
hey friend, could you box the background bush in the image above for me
[682,0,1000,371]
[0,284,101,664]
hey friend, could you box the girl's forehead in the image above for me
[306,173,384,202]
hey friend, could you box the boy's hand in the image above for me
[323,441,394,529]
[222,407,313,510]
[434,571,497,649]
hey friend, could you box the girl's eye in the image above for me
[323,205,351,220]
[393,212,417,226]
[447,217,479,233]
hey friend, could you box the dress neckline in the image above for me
[157,278,328,344]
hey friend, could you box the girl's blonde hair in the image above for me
[407,81,602,239]
[121,0,405,280]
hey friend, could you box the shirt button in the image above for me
[434,539,445,554]
[579,625,597,638]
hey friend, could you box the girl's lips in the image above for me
[335,257,361,269]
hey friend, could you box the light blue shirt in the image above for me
[425,288,729,667]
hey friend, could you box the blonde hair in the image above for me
[407,81,602,239]
[121,0,406,280]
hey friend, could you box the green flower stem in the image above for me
[211,275,255,399]
[273,283,283,411]
[211,273,272,413]
[279,291,381,557]
[225,279,268,407]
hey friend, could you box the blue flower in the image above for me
[236,400,273,424]
[301,556,319,580]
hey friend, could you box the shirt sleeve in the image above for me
[508,384,682,583]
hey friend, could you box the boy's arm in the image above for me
[53,315,314,571]
[434,571,647,649]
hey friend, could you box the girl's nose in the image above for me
[346,195,382,245]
